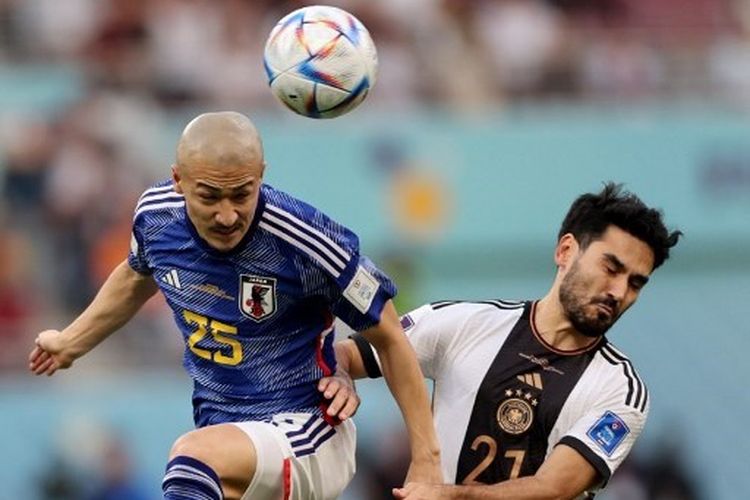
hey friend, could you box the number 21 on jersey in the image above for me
[462,435,526,484]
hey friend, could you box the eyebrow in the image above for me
[603,253,650,287]
[196,181,254,193]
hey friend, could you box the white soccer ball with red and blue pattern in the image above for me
[263,5,377,119]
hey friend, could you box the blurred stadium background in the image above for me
[1,0,749,498]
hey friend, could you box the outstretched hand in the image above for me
[29,330,73,376]
[318,368,360,421]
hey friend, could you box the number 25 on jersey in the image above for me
[183,310,243,366]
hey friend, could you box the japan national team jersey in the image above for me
[354,300,648,496]
[128,180,396,427]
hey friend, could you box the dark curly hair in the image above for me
[558,182,682,270]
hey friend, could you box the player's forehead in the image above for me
[585,226,655,275]
[183,160,262,189]
[195,179,256,192]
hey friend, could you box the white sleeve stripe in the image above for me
[262,211,348,270]
[136,184,174,202]
[135,192,184,211]
[265,204,350,261]
[142,184,173,194]
[134,200,185,219]
[600,345,647,412]
[259,221,341,277]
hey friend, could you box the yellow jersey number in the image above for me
[183,310,243,366]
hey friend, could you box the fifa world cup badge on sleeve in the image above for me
[343,266,379,313]
[587,411,630,456]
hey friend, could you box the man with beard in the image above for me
[336,183,682,499]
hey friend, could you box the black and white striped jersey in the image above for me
[352,300,648,495]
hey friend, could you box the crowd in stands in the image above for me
[0,0,745,372]
[0,3,720,499]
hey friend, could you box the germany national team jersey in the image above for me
[353,300,648,496]
[128,180,396,427]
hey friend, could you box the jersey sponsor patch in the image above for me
[587,411,630,456]
[240,275,277,321]
[343,266,379,314]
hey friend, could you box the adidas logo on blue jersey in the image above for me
[161,269,182,289]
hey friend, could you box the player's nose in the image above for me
[214,200,239,226]
[608,275,628,302]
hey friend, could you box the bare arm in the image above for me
[359,300,442,484]
[29,259,158,375]
[393,444,599,499]
[333,338,368,379]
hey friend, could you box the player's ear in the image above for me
[260,161,267,179]
[171,164,183,194]
[555,233,579,269]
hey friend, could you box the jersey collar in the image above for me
[525,300,604,356]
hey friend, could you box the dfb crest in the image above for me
[240,275,277,321]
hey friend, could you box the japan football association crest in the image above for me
[240,275,277,321]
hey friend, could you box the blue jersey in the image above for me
[128,180,396,427]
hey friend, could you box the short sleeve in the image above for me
[127,221,152,275]
[331,255,397,331]
[351,302,469,380]
[558,389,650,483]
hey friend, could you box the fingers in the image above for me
[338,385,360,419]
[317,376,339,398]
[329,386,360,421]
[29,349,58,376]
[319,377,345,417]
[29,330,69,376]
[29,345,43,364]
[38,356,59,376]
[318,376,360,421]
[392,488,406,499]
[29,347,48,373]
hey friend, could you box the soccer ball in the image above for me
[263,5,378,119]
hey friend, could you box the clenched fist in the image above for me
[29,330,74,376]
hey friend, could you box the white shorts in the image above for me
[233,413,356,500]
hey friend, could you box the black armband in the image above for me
[350,333,382,379]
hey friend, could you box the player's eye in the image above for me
[629,278,645,292]
[232,192,250,202]
[198,193,218,202]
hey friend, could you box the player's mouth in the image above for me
[212,225,242,237]
[593,300,617,320]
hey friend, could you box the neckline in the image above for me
[526,300,604,356]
